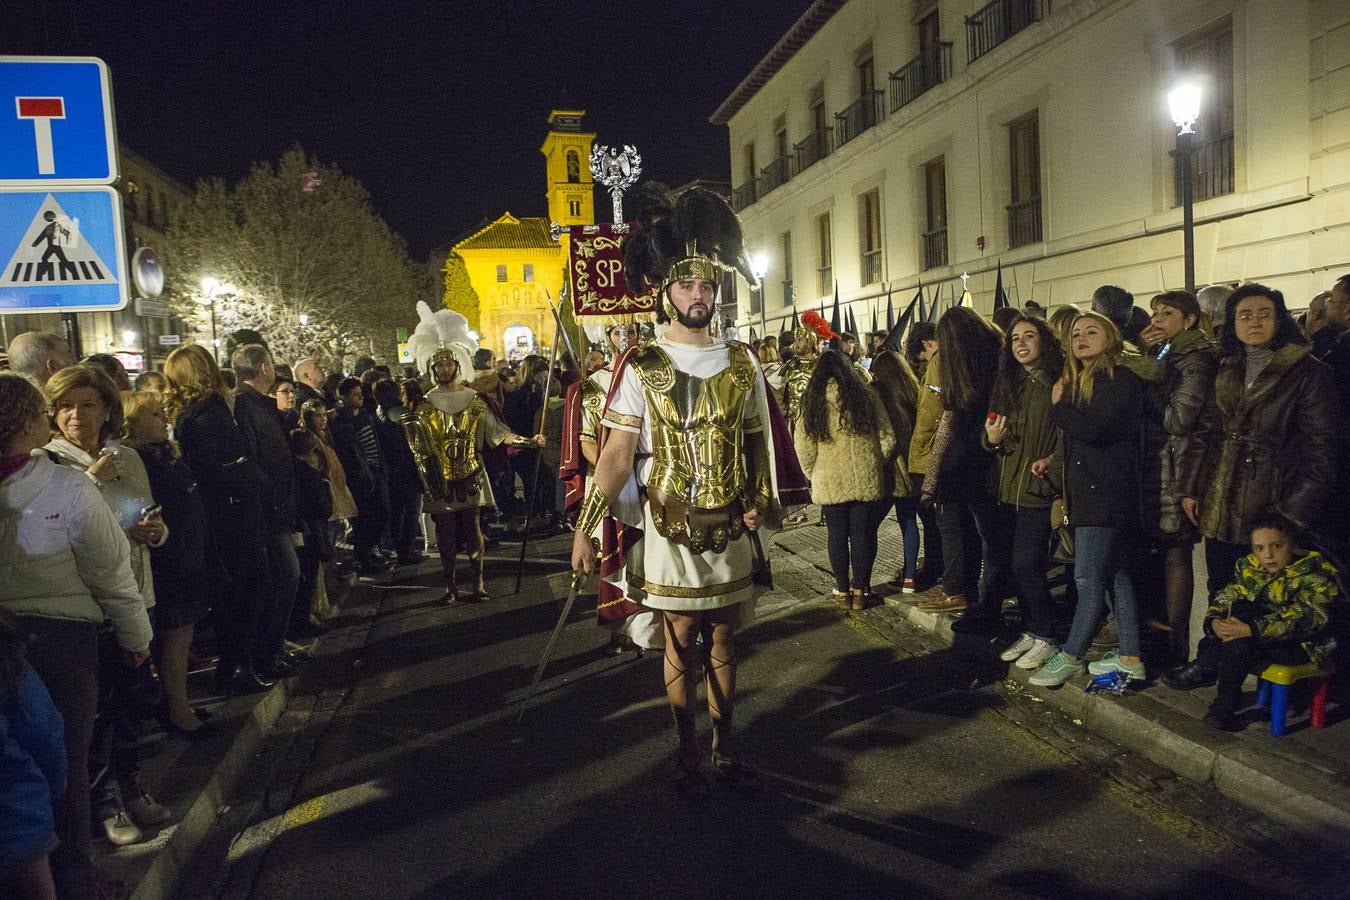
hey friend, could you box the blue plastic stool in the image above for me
[1254,662,1333,737]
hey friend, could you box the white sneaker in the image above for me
[998,633,1036,662]
[1014,638,1059,670]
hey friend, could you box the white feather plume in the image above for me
[407,301,477,377]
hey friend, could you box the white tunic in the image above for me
[601,338,766,615]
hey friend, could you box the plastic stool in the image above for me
[1254,662,1333,737]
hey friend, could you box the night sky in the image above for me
[4,1,809,259]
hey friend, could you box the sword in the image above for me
[517,569,587,725]
[749,530,773,590]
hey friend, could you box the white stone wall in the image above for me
[724,0,1350,334]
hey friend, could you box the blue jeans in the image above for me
[1064,526,1140,658]
[876,496,921,581]
[258,530,302,667]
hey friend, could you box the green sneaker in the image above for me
[1087,650,1146,681]
[1028,651,1086,687]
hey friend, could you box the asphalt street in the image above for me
[185,528,1343,900]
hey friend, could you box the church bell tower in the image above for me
[540,109,596,226]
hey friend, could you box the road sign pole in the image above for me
[62,311,82,358]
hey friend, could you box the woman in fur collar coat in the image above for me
[1182,284,1338,599]
[795,349,894,609]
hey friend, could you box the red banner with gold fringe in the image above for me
[564,224,659,317]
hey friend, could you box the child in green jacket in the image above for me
[1163,512,1341,730]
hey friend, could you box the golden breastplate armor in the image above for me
[782,355,816,426]
[633,343,757,553]
[579,373,607,442]
[404,396,486,502]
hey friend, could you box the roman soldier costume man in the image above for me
[404,302,543,602]
[779,321,820,434]
[571,185,806,795]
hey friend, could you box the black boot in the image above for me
[1162,660,1217,690]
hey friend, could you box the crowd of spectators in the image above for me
[0,327,572,898]
[766,275,1348,727]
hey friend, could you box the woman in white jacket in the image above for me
[44,364,171,846]
[0,372,152,899]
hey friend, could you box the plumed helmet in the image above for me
[406,301,476,379]
[621,183,757,322]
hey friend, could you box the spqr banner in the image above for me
[563,224,657,317]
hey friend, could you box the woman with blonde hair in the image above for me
[44,365,170,844]
[163,344,273,696]
[1031,312,1147,687]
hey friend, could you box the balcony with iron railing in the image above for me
[834,90,886,149]
[889,42,953,112]
[966,0,1048,63]
[731,180,758,213]
[1006,197,1043,248]
[757,155,791,199]
[922,227,948,270]
[792,127,833,177]
[1171,133,1235,206]
[860,249,883,285]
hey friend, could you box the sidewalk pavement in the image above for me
[95,569,376,900]
[772,512,1350,844]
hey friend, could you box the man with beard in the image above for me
[403,304,543,602]
[572,185,803,796]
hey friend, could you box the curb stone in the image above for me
[769,532,1350,843]
[128,679,292,900]
[875,592,1350,842]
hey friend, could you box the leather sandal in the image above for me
[831,590,850,608]
[711,753,761,791]
[672,753,708,799]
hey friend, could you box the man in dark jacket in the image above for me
[332,376,391,574]
[230,344,302,678]
[372,378,425,564]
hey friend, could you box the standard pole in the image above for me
[1180,130,1195,295]
[514,295,565,594]
[758,285,767,340]
[209,298,219,363]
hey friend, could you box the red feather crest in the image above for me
[801,310,835,340]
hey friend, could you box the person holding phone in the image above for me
[2,373,152,897]
[44,366,171,846]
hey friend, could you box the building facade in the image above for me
[713,0,1350,334]
[453,110,596,356]
[0,146,193,371]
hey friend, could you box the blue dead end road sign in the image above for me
[0,57,117,186]
[0,187,127,312]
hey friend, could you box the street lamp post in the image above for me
[750,252,770,340]
[200,277,236,363]
[1168,81,1202,295]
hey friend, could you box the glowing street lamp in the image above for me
[750,251,770,337]
[1168,80,1202,293]
[199,276,235,362]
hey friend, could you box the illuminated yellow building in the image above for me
[454,110,595,357]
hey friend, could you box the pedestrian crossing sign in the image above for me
[0,186,126,312]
